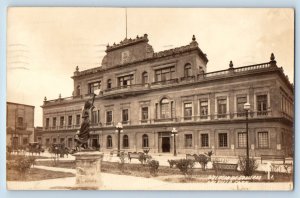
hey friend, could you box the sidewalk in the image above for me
[7,165,293,190]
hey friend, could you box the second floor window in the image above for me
[217,98,227,118]
[160,98,170,119]
[46,118,50,128]
[257,95,268,115]
[60,116,64,127]
[76,115,80,125]
[118,75,133,87]
[142,72,148,84]
[17,117,24,125]
[106,111,113,125]
[155,66,175,82]
[200,100,208,119]
[237,96,247,117]
[91,111,97,124]
[184,63,192,77]
[122,109,129,123]
[88,81,101,94]
[141,107,149,121]
[107,79,112,89]
[53,117,57,127]
[184,103,192,120]
[68,116,72,126]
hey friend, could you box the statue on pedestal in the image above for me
[75,93,96,151]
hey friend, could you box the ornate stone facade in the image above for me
[38,34,294,157]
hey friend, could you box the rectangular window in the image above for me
[88,81,101,94]
[141,107,149,121]
[238,132,247,148]
[106,111,113,125]
[68,116,72,126]
[53,138,57,143]
[122,109,129,123]
[257,95,268,116]
[155,66,175,82]
[118,75,134,87]
[201,134,209,147]
[53,117,57,127]
[60,116,64,127]
[46,118,50,128]
[217,98,227,118]
[91,111,97,124]
[219,133,228,147]
[60,138,65,144]
[76,115,80,125]
[258,132,269,148]
[185,134,193,148]
[184,103,193,120]
[200,100,208,119]
[237,96,247,117]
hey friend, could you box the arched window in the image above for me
[107,135,112,148]
[142,72,148,84]
[76,85,81,96]
[123,135,129,148]
[184,63,192,77]
[107,79,112,89]
[160,98,170,119]
[142,134,149,148]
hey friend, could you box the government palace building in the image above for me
[38,34,294,157]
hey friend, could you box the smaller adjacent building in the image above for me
[6,102,35,149]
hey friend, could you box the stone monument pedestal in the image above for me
[73,151,103,190]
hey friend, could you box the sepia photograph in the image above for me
[6,7,294,190]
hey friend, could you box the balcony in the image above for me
[102,84,150,99]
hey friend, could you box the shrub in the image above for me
[148,160,159,176]
[238,157,258,176]
[175,159,195,178]
[7,155,36,178]
[138,153,152,165]
[167,159,178,168]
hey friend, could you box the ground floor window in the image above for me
[218,133,228,147]
[142,134,149,148]
[107,135,112,148]
[185,134,193,147]
[123,135,129,148]
[258,131,269,148]
[22,137,28,145]
[238,132,247,148]
[201,133,209,147]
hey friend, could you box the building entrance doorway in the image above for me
[91,138,99,149]
[162,137,170,152]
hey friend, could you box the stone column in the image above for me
[73,151,103,190]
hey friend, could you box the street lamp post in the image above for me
[115,122,123,157]
[244,102,251,176]
[171,128,178,156]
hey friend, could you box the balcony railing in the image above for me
[151,78,179,86]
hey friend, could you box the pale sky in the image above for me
[7,8,294,127]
